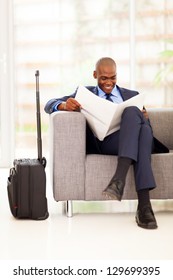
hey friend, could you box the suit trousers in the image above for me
[86,106,156,191]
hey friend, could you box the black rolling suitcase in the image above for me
[7,71,49,220]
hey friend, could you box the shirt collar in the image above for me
[97,85,119,97]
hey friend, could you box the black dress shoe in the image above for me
[135,205,158,229]
[102,179,125,201]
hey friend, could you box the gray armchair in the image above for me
[50,108,173,217]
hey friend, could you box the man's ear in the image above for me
[93,70,97,79]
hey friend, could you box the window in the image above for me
[135,0,173,106]
[13,0,130,159]
[0,0,14,167]
[1,0,173,166]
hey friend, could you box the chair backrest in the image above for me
[148,108,173,150]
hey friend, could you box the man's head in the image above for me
[93,57,117,94]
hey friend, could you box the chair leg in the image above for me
[66,200,73,217]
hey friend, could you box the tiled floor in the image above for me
[1,168,173,260]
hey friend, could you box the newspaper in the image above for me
[75,85,145,140]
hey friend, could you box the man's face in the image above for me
[93,64,117,94]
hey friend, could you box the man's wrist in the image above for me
[63,102,66,110]
[57,102,66,110]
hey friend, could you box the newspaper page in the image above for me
[75,85,145,140]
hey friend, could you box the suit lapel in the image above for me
[92,87,98,96]
[117,86,131,101]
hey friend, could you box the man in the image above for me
[45,57,168,229]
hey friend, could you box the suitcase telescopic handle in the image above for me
[35,70,42,161]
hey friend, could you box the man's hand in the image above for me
[142,106,149,119]
[59,98,81,111]
[65,98,81,111]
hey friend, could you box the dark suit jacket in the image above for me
[44,85,169,154]
[44,85,138,114]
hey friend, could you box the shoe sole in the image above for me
[102,190,122,201]
[135,216,158,229]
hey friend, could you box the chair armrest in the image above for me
[50,112,86,201]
